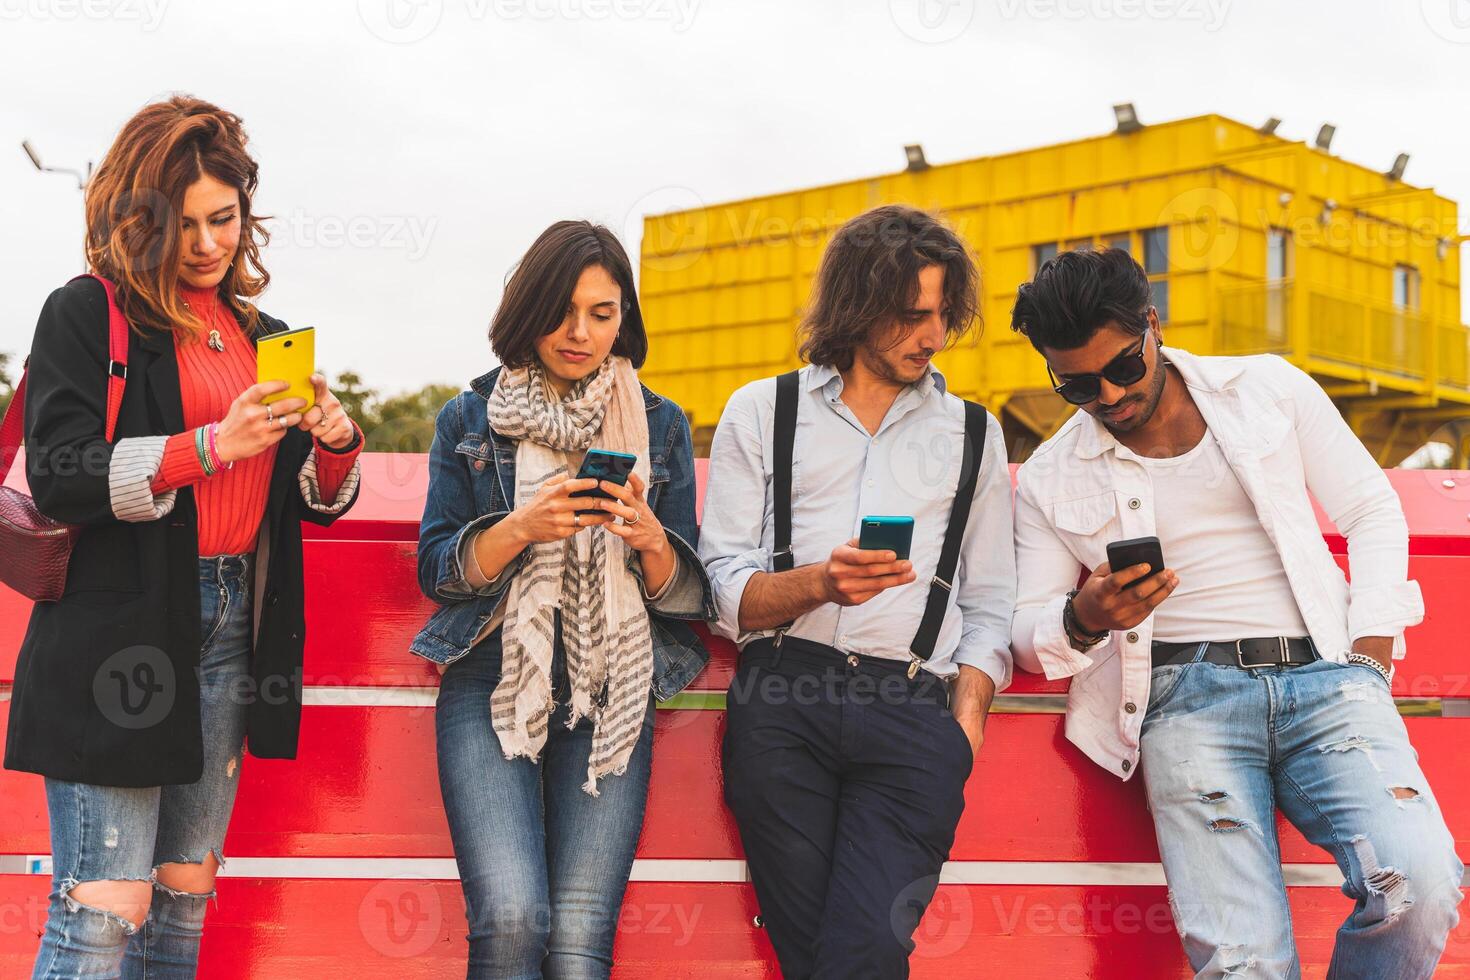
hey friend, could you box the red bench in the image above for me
[2,454,1467,977]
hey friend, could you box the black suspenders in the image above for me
[769,369,989,674]
[773,370,800,577]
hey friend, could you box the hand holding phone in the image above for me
[256,326,316,409]
[1105,536,1165,583]
[570,449,638,515]
[1071,536,1179,634]
[511,474,615,544]
[858,515,914,561]
[820,534,915,608]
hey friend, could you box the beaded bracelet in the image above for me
[207,421,233,470]
[1063,589,1108,650]
[194,425,216,477]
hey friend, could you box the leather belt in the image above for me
[1151,636,1318,670]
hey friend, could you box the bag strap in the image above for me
[81,274,132,443]
[908,399,988,665]
[0,275,130,485]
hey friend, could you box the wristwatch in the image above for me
[1063,589,1109,651]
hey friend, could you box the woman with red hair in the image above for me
[6,95,362,978]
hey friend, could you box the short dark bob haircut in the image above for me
[490,220,649,369]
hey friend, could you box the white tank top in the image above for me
[1124,428,1309,643]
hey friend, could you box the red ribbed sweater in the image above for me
[149,285,361,555]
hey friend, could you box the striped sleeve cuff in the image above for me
[110,436,179,523]
[312,421,364,502]
[298,446,361,514]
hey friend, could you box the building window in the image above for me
[1106,234,1131,253]
[1393,264,1420,310]
[1150,281,1170,323]
[1064,238,1091,253]
[1141,227,1169,322]
[1266,228,1291,346]
[1142,227,1168,275]
[1032,242,1058,271]
[1267,228,1291,280]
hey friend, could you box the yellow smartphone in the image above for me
[257,326,316,409]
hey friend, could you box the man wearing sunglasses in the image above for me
[1009,247,1461,977]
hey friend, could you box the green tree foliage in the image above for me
[0,352,13,420]
[339,370,461,455]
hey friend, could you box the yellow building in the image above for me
[637,113,1470,463]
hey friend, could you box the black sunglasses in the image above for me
[1048,329,1155,406]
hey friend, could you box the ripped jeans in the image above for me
[32,554,253,980]
[1141,651,1464,980]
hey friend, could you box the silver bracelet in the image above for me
[1346,652,1392,684]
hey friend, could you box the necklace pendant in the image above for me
[207,329,224,353]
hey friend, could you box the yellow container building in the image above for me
[638,114,1470,464]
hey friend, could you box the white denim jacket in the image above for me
[1012,346,1425,781]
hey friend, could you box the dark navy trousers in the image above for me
[721,636,973,979]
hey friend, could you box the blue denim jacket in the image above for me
[409,366,714,701]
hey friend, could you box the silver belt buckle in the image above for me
[1234,636,1290,668]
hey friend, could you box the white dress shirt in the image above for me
[699,363,1015,689]
[1012,347,1425,780]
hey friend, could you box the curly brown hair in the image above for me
[84,95,270,337]
[797,205,979,370]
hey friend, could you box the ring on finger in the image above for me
[266,405,275,423]
[625,511,640,526]
[574,513,582,527]
[279,416,290,430]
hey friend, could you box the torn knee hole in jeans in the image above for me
[1348,835,1416,922]
[57,877,147,935]
[149,849,226,902]
[148,875,216,902]
[1209,818,1248,832]
[1388,786,1423,804]
[1218,944,1257,977]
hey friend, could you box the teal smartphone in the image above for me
[858,515,914,560]
[571,449,638,515]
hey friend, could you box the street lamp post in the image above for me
[21,140,91,190]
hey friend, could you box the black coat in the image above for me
[4,277,358,787]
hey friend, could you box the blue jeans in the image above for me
[1140,651,1464,979]
[435,625,657,980]
[33,555,253,980]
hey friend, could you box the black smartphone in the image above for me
[570,449,638,514]
[1106,535,1165,582]
[858,515,914,561]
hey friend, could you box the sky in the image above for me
[2,0,1468,397]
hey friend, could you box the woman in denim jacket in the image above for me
[410,220,712,979]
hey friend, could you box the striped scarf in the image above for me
[485,355,653,794]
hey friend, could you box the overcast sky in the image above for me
[3,0,1468,396]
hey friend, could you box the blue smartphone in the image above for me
[570,449,638,514]
[858,515,914,560]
